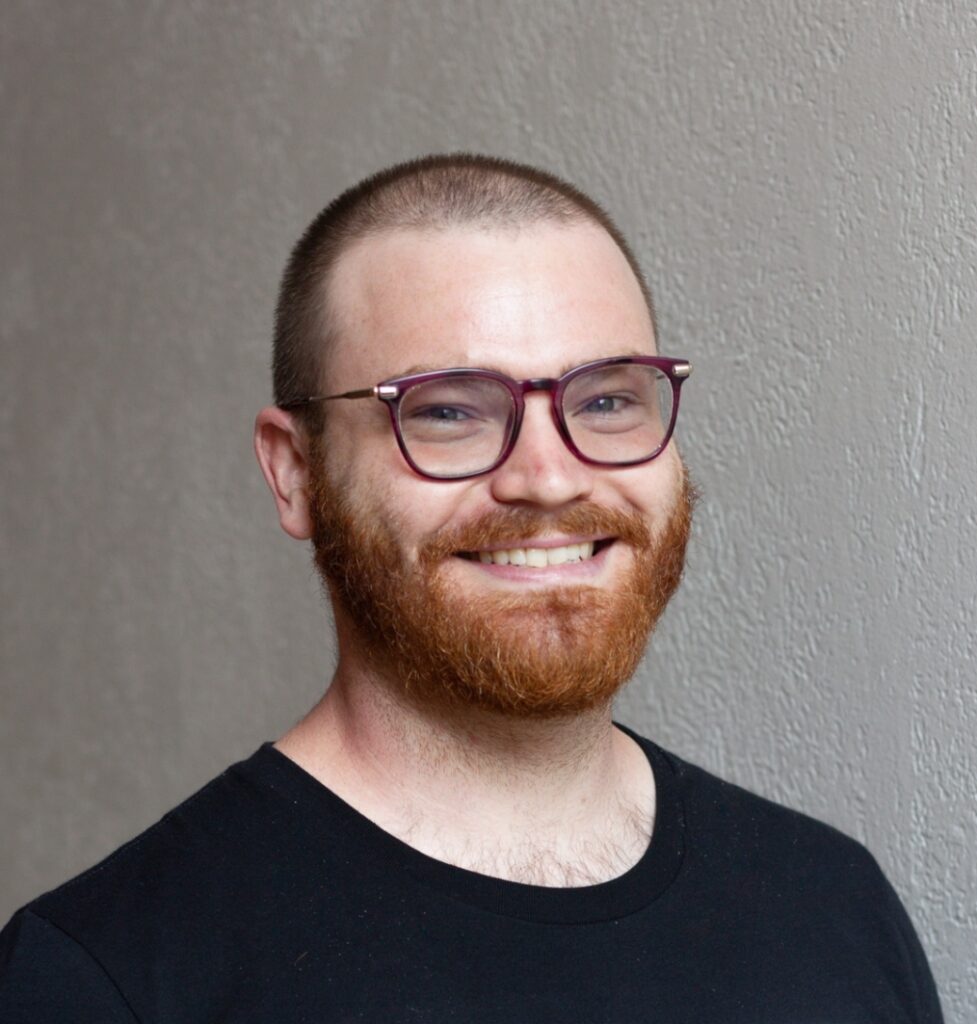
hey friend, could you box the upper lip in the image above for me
[460,535,612,553]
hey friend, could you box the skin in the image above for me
[254,220,687,885]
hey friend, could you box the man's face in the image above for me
[309,221,692,718]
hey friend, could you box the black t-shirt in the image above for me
[0,724,943,1023]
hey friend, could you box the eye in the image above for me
[581,393,622,413]
[413,405,472,422]
[577,393,632,416]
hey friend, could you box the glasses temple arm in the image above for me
[279,387,377,409]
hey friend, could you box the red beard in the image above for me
[309,447,694,720]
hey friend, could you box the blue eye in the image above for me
[587,397,614,413]
[416,405,471,421]
[581,395,628,415]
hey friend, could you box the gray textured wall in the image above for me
[2,1,974,1017]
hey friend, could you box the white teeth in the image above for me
[472,541,598,567]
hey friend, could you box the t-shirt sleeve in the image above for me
[865,852,945,1024]
[0,909,139,1023]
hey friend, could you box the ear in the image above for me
[254,406,315,540]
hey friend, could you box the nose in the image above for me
[488,394,595,508]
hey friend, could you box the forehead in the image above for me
[324,221,655,385]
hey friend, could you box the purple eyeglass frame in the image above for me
[282,355,692,482]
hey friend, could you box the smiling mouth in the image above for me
[455,538,615,567]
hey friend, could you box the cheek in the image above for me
[339,459,475,560]
[320,410,399,501]
[613,447,686,519]
[321,409,491,532]
[394,484,485,552]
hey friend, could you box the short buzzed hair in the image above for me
[272,153,656,424]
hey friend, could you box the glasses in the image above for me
[282,355,692,481]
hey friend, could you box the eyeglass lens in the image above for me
[395,363,673,479]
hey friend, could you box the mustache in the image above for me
[419,502,653,564]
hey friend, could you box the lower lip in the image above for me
[454,542,614,584]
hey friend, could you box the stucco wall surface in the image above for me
[2,1,974,1018]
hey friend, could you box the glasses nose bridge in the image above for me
[518,376,561,417]
[507,376,572,460]
[520,377,558,394]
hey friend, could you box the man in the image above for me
[0,155,942,1021]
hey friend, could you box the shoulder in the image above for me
[29,746,285,928]
[646,736,883,885]
[0,745,296,1021]
[629,730,943,1022]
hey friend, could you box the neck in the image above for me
[276,651,655,885]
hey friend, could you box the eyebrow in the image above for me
[389,349,652,380]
